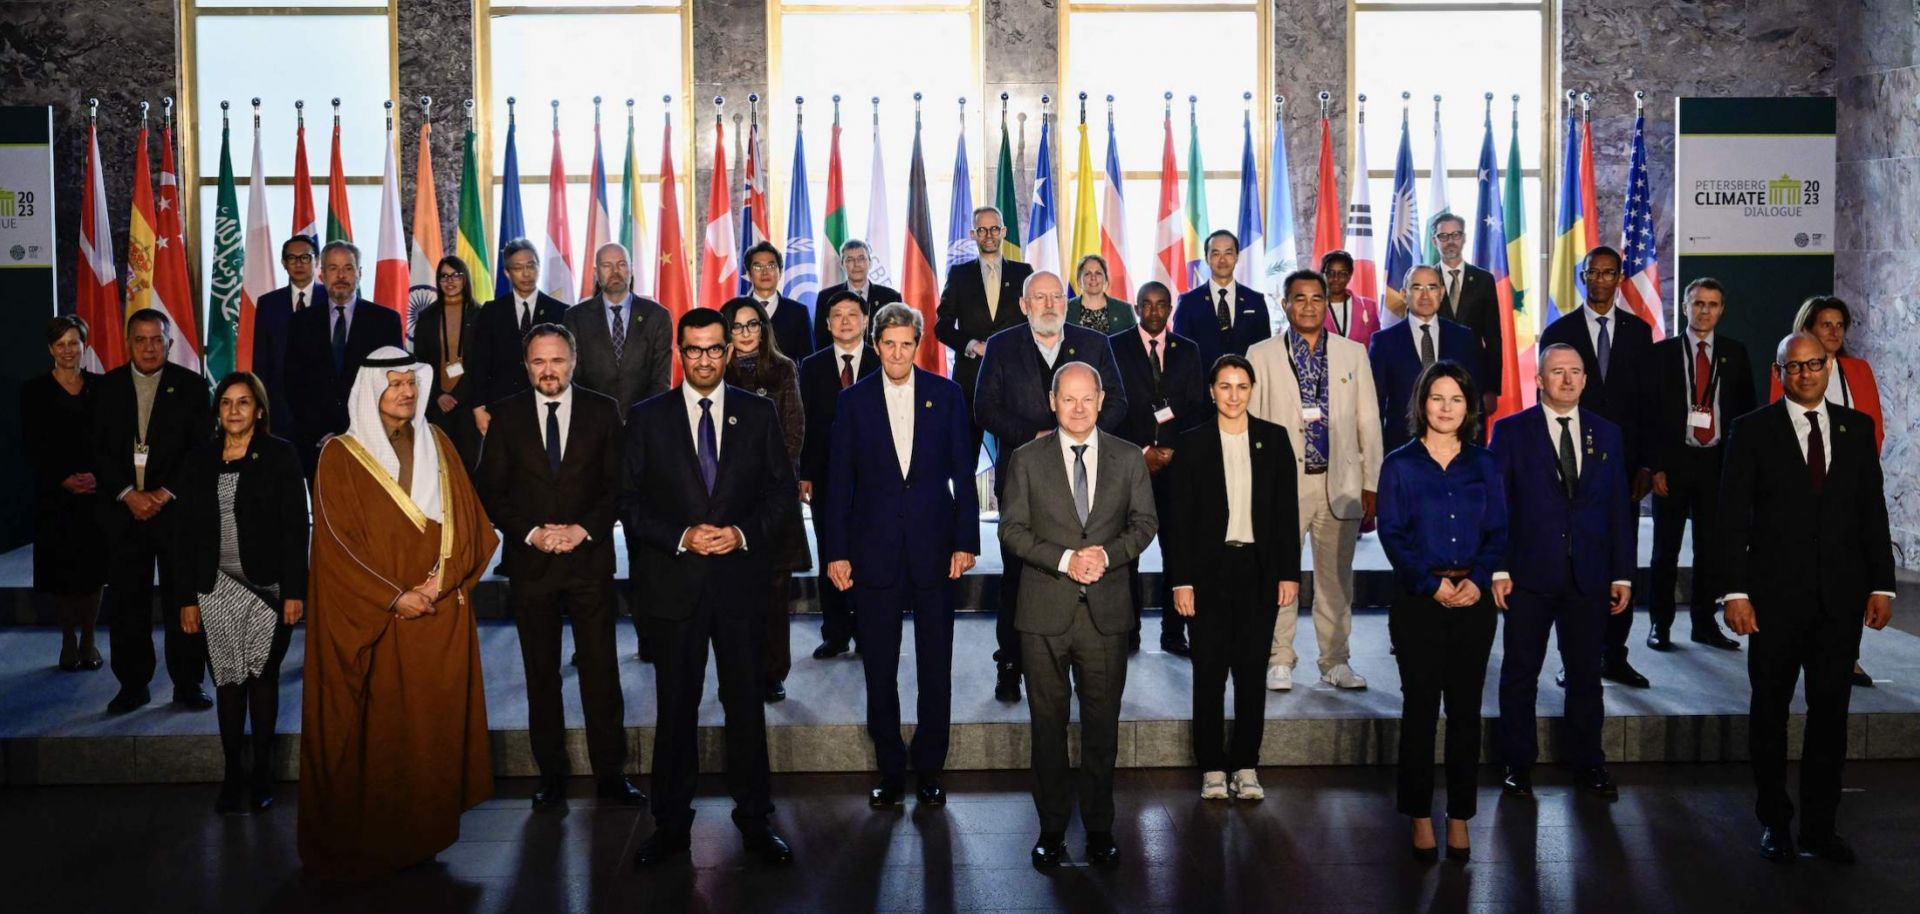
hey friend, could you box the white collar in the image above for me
[1057,428,1097,452]
[1688,328,1716,348]
[833,342,863,360]
[1408,311,1440,332]
[537,385,573,408]
[1542,401,1579,423]
[683,382,725,409]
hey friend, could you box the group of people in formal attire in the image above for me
[18,203,1893,875]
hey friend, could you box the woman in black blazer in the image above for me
[21,315,107,671]
[1166,354,1301,802]
[414,255,484,468]
[171,372,309,814]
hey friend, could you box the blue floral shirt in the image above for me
[1287,329,1331,471]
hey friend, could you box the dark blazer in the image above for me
[284,298,403,467]
[999,430,1159,636]
[1109,328,1207,449]
[821,368,982,590]
[474,387,624,582]
[1490,406,1635,597]
[797,344,879,485]
[475,290,570,405]
[1172,282,1272,372]
[1440,262,1504,393]
[1645,331,1757,476]
[250,283,318,431]
[622,385,799,619]
[563,294,673,419]
[1717,401,1896,618]
[168,433,309,607]
[973,323,1128,492]
[411,300,482,417]
[1537,305,1655,469]
[1164,418,1302,596]
[1368,316,1488,453]
[934,257,1033,408]
[813,282,901,346]
[725,294,815,364]
[89,362,210,536]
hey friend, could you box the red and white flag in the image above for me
[1151,108,1184,293]
[1344,107,1381,305]
[656,109,693,384]
[699,115,738,311]
[541,124,577,301]
[240,116,276,371]
[1310,111,1342,266]
[373,124,409,325]
[290,108,319,245]
[76,119,122,372]
[155,116,201,369]
[580,110,612,300]
[1099,116,1133,301]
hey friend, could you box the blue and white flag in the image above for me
[494,113,525,296]
[782,125,820,313]
[1384,105,1420,294]
[945,128,977,275]
[1233,108,1264,289]
[1025,112,1061,278]
[1262,101,1298,310]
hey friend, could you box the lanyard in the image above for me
[1284,331,1325,407]
[1682,337,1719,410]
[1327,298,1347,336]
[1833,359,1853,409]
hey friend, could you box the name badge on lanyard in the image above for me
[1301,406,1324,423]
[445,360,465,379]
[133,444,150,468]
[1688,409,1712,429]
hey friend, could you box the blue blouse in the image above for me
[1375,439,1508,596]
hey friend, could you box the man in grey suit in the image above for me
[999,362,1158,872]
[563,241,672,419]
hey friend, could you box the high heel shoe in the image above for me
[80,643,103,671]
[1445,843,1471,863]
[58,642,79,672]
[1412,844,1439,862]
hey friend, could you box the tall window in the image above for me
[479,0,689,297]
[770,1,982,284]
[1062,0,1267,290]
[1351,0,1549,276]
[184,1,397,292]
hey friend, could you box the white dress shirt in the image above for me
[882,373,916,477]
[846,280,872,301]
[289,280,319,311]
[1408,311,1441,359]
[515,293,539,329]
[1053,428,1100,573]
[1683,329,1722,448]
[1034,332,1063,370]
[755,293,780,320]
[1221,429,1255,543]
[525,386,576,544]
[677,383,745,552]
[1583,304,1620,365]
[1493,401,1627,588]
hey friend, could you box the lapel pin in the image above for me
[1067,347,1076,356]
[1839,424,1848,434]
[166,386,175,394]
[727,416,737,426]
[1255,441,1263,449]
[924,400,932,408]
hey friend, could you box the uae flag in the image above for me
[75,117,122,372]
[820,109,847,287]
[901,113,943,376]
[326,112,352,243]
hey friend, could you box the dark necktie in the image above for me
[697,397,718,494]
[610,304,627,363]
[520,301,533,336]
[840,353,854,389]
[1147,339,1163,397]
[545,401,563,473]
[1446,269,1461,315]
[1216,288,1232,333]
[1693,341,1714,445]
[1419,322,1436,368]
[295,290,307,312]
[1806,410,1825,495]
[1596,315,1611,384]
[1072,444,1091,526]
[331,305,347,371]
[1556,416,1578,499]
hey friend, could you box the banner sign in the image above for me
[1676,133,1835,256]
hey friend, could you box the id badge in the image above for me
[1301,406,1324,423]
[1153,405,1175,425]
[1688,409,1712,429]
[133,445,149,468]
[446,360,465,379]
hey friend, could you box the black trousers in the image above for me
[1749,602,1860,838]
[764,575,792,685]
[1137,468,1184,645]
[813,485,857,649]
[1189,548,1276,772]
[1388,590,1496,820]
[510,575,628,779]
[648,597,773,835]
[1498,587,1608,772]
[854,577,955,786]
[1022,599,1129,834]
[1651,444,1725,634]
[105,515,204,695]
[995,557,1024,669]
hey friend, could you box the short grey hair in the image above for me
[1403,263,1442,289]
[1022,270,1064,298]
[1050,360,1103,394]
[972,204,1002,223]
[1535,342,1581,378]
[320,239,361,267]
[872,302,922,341]
[839,238,870,257]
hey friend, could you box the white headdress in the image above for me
[343,346,444,523]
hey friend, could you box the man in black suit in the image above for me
[474,324,644,810]
[1433,213,1504,414]
[1108,281,1207,655]
[814,239,901,348]
[798,290,879,659]
[975,271,1127,702]
[627,309,797,867]
[1720,332,1896,864]
[91,309,210,713]
[1537,245,1655,688]
[934,205,1032,458]
[1646,277,1754,652]
[1172,230,1273,372]
[284,241,404,478]
[250,234,320,434]
[472,238,570,436]
[729,241,815,362]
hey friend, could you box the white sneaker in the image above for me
[1266,664,1293,691]
[1201,770,1229,800]
[1321,663,1369,690]
[1230,769,1265,801]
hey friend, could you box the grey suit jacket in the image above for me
[562,294,673,419]
[998,429,1159,637]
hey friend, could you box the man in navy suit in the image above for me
[1109,281,1207,654]
[823,302,980,808]
[626,309,797,867]
[250,235,321,435]
[1173,230,1272,371]
[1490,344,1634,800]
[727,241,815,362]
[1536,246,1654,688]
[799,290,880,659]
[813,239,902,348]
[974,271,1127,701]
[473,238,571,428]
[1368,265,1487,453]
[284,241,403,478]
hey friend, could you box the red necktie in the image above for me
[1693,341,1714,445]
[840,354,854,389]
[1806,410,1825,495]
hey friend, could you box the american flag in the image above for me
[1619,107,1666,338]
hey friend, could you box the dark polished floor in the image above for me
[6,763,1919,914]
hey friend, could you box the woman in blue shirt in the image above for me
[1375,359,1508,863]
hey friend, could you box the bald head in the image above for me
[595,242,632,299]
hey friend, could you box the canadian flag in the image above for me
[699,115,738,311]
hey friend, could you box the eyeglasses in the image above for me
[747,262,780,273]
[1781,357,1828,375]
[1584,269,1622,280]
[730,319,763,334]
[283,254,315,265]
[973,225,1005,236]
[436,273,462,282]
[680,344,729,361]
[1434,231,1466,242]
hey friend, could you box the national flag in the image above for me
[782,117,820,312]
[1068,111,1100,294]
[1232,107,1263,289]
[1151,103,1184,292]
[1098,110,1132,300]
[455,124,494,304]
[1181,102,1208,288]
[1620,104,1666,339]
[737,115,769,295]
[864,115,894,286]
[1579,103,1600,253]
[821,107,847,286]
[1546,104,1585,319]
[155,115,201,370]
[945,114,977,274]
[290,107,318,246]
[409,119,443,293]
[1423,99,1451,263]
[902,111,944,376]
[541,122,577,301]
[655,106,693,383]
[1504,100,1536,407]
[581,106,613,300]
[122,121,158,324]
[699,113,739,310]
[619,102,652,297]
[1472,109,1521,425]
[1383,103,1420,299]
[1344,105,1381,305]
[374,122,409,327]
[1310,107,1340,265]
[325,112,352,243]
[74,117,122,371]
[993,107,1022,263]
[203,117,241,379]
[494,103,526,296]
[1262,100,1299,304]
[1026,107,1061,279]
[239,114,274,373]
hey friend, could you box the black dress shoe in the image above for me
[1501,767,1533,797]
[765,681,787,703]
[1085,831,1120,869]
[638,639,655,664]
[742,827,794,865]
[569,651,579,667]
[1601,660,1651,688]
[1411,843,1439,863]
[598,776,645,805]
[1852,667,1875,688]
[1800,833,1857,864]
[106,687,151,715]
[1579,767,1619,800]
[80,644,104,671]
[1646,626,1674,651]
[215,778,245,815]
[812,640,850,660]
[994,663,1021,703]
[173,687,214,710]
[916,779,947,807]
[58,643,79,672]
[533,775,566,808]
[869,783,904,808]
[1031,833,1067,870]
[633,830,691,867]
[1160,636,1192,658]
[1690,629,1741,651]
[1758,827,1797,862]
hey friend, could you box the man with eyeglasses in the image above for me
[815,239,902,348]
[728,241,816,361]
[1537,245,1656,688]
[935,205,1034,459]
[250,235,321,440]
[284,240,402,478]
[1432,214,1504,417]
[1367,264,1487,454]
[1719,332,1895,864]
[474,238,570,433]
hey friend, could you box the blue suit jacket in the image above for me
[1172,282,1272,371]
[249,284,314,433]
[1368,316,1487,453]
[822,368,981,590]
[1491,406,1636,597]
[972,322,1128,493]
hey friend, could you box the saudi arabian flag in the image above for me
[456,126,494,303]
[994,116,1022,262]
[205,122,244,381]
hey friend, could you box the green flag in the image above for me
[1503,120,1529,324]
[456,127,494,303]
[1183,111,1209,287]
[205,122,243,381]
[994,115,1022,262]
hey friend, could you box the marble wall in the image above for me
[397,0,472,253]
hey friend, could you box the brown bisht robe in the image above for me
[298,425,500,878]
